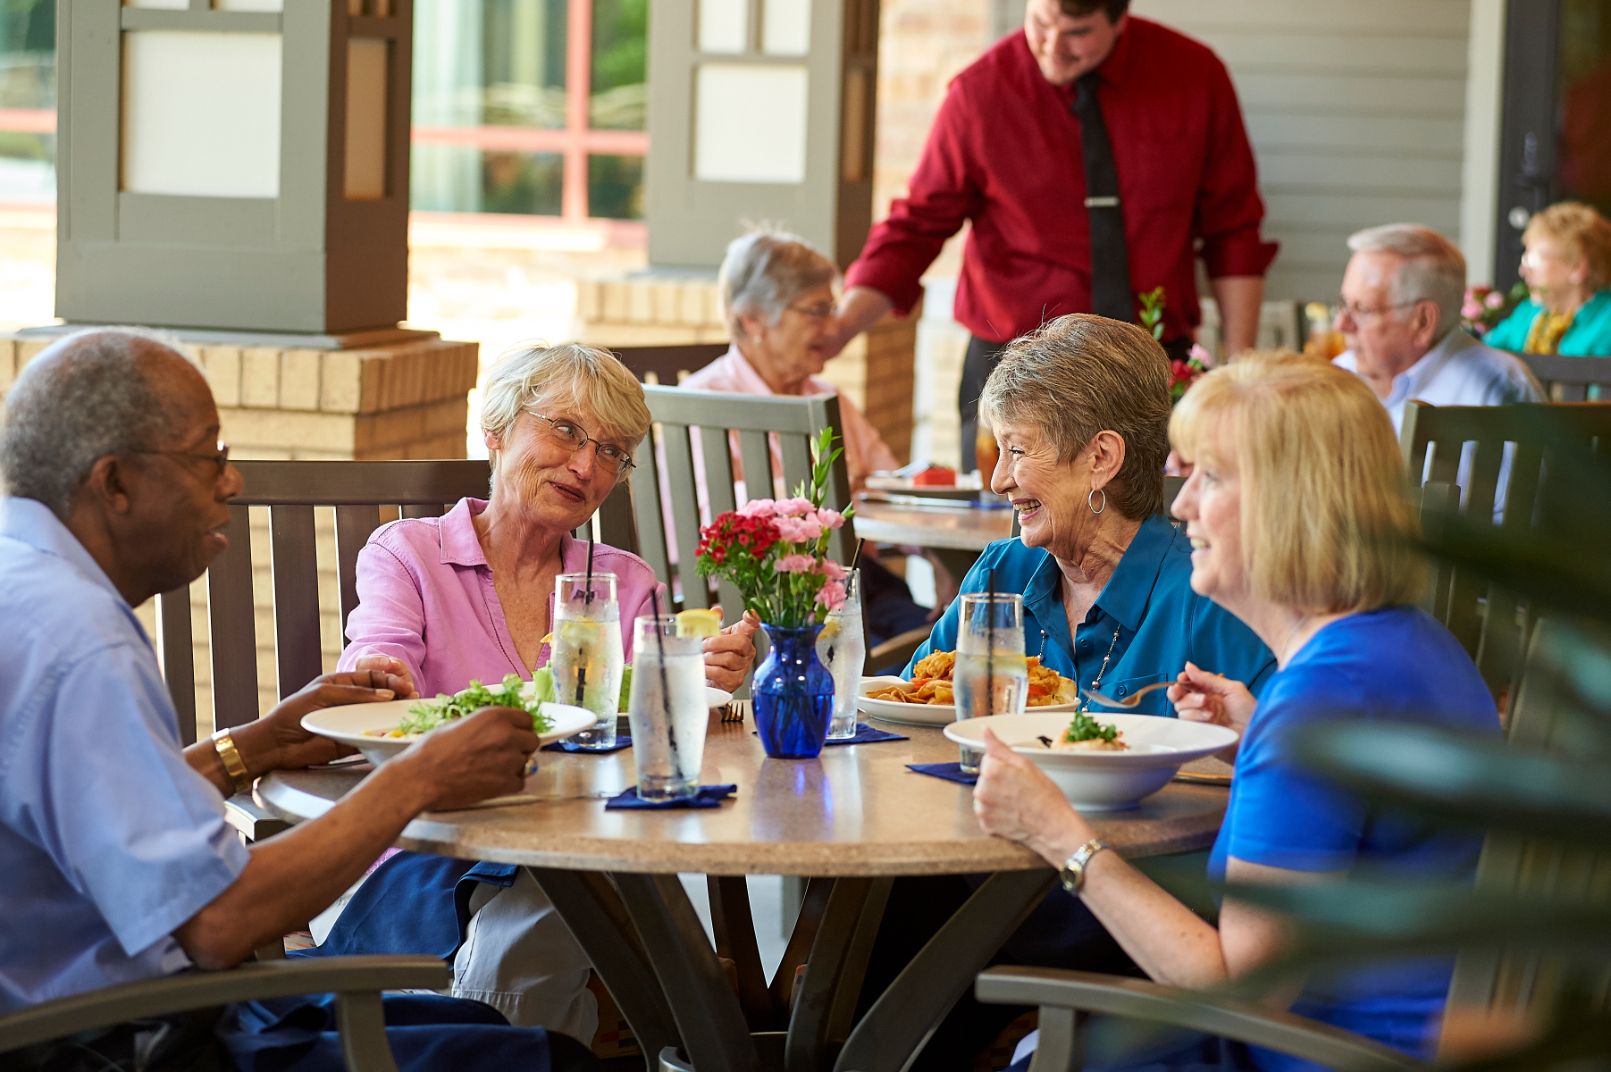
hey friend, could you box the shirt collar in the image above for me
[1092,18,1134,89]
[1,495,131,608]
[1016,513,1177,635]
[725,345,833,399]
[1093,514,1175,632]
[439,497,492,568]
[1385,329,1468,405]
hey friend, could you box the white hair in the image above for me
[717,228,837,338]
[1347,223,1466,340]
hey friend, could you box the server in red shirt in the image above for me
[830,0,1278,467]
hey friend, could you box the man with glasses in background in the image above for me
[1334,223,1542,427]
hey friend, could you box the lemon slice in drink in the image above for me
[556,618,605,647]
[818,618,840,644]
[676,608,723,639]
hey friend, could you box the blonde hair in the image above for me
[980,314,1170,520]
[718,228,838,337]
[1169,353,1425,613]
[1523,201,1611,292]
[479,343,651,489]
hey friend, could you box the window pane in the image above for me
[0,0,55,110]
[589,0,646,131]
[413,0,567,130]
[587,153,643,220]
[411,143,562,215]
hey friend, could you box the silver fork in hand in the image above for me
[1080,680,1174,709]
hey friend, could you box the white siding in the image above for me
[1133,0,1474,302]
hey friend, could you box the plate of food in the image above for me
[864,467,983,500]
[944,710,1238,810]
[857,650,1080,727]
[303,674,597,766]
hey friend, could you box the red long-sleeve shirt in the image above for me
[845,18,1278,344]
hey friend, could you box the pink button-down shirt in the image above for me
[337,497,664,696]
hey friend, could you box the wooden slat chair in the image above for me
[609,343,727,386]
[1400,401,1611,701]
[1518,352,1611,402]
[975,619,1609,1070]
[603,386,856,624]
[157,459,498,841]
[0,957,448,1072]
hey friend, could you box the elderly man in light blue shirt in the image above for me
[1332,223,1542,511]
[0,329,588,1070]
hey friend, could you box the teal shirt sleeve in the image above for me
[1481,301,1536,352]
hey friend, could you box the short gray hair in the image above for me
[980,314,1170,521]
[1,328,197,519]
[479,342,651,491]
[1347,223,1466,340]
[718,229,837,337]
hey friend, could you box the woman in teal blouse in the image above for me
[1485,201,1611,356]
[906,314,1275,714]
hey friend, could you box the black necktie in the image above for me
[1071,73,1133,322]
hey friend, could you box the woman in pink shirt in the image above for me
[335,343,758,1040]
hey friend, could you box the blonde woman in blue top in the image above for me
[976,354,1500,1071]
[1485,201,1611,356]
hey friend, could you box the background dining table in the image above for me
[852,492,1013,582]
[259,711,1228,1072]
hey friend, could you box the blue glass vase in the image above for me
[752,623,834,758]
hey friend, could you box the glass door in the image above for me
[1495,0,1611,283]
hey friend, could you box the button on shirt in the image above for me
[0,497,249,1010]
[906,515,1275,714]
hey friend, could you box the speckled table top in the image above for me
[259,717,1228,877]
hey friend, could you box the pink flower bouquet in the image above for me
[694,429,852,627]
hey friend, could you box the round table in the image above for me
[260,717,1228,1071]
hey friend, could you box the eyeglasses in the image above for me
[132,440,231,478]
[786,301,837,321]
[528,413,636,478]
[1336,297,1421,322]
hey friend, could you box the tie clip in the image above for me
[1085,196,1120,208]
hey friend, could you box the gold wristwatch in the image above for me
[211,728,252,794]
[1058,837,1111,895]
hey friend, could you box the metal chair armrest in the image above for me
[0,955,449,1064]
[975,967,1422,1072]
[225,790,290,843]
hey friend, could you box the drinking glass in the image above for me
[953,592,1028,774]
[550,571,623,750]
[816,567,866,740]
[626,616,709,801]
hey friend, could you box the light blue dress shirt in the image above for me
[906,515,1275,714]
[0,497,249,1011]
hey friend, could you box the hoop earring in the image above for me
[1087,487,1106,516]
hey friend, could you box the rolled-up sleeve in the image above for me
[1194,63,1278,281]
[338,539,429,688]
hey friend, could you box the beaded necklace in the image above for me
[1088,621,1122,690]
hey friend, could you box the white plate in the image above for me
[944,712,1238,810]
[856,675,1080,728]
[621,686,732,714]
[302,700,597,767]
[864,472,983,498]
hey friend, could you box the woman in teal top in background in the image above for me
[904,313,1275,713]
[1485,201,1611,357]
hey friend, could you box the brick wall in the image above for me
[2,331,479,732]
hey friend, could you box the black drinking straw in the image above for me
[848,536,865,571]
[574,537,597,705]
[985,566,997,715]
[649,588,681,759]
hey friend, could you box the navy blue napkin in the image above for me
[543,735,632,754]
[824,723,909,746]
[605,783,738,810]
[906,762,977,786]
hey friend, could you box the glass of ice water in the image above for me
[953,592,1027,774]
[551,571,623,750]
[626,616,709,801]
[817,567,866,741]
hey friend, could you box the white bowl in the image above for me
[857,675,1078,727]
[303,700,598,766]
[944,712,1238,810]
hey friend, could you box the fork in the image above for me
[1079,680,1173,709]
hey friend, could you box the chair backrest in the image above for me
[1518,352,1611,402]
[1442,619,1611,1050]
[605,386,855,623]
[609,343,727,385]
[1400,401,1611,701]
[157,459,493,744]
